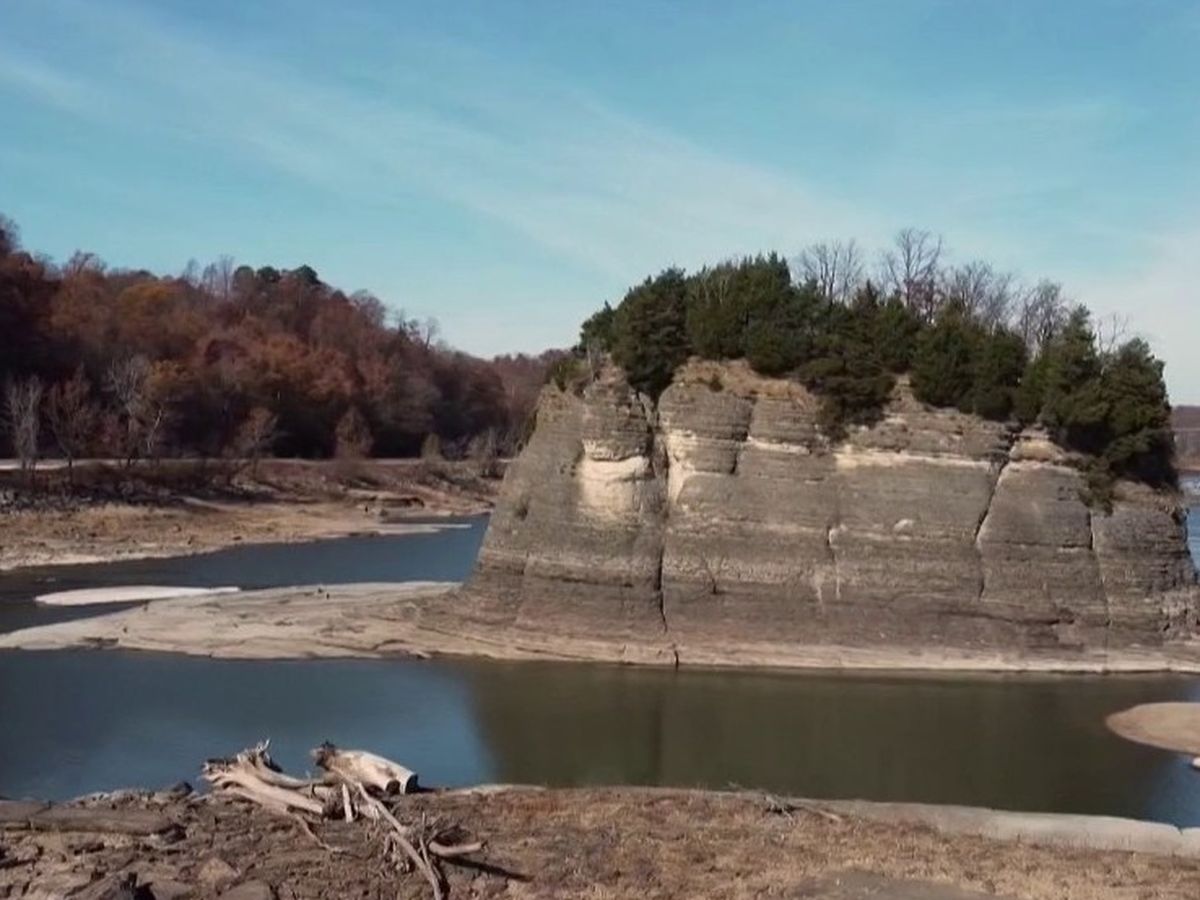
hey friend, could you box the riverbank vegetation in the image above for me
[573,230,1174,493]
[0,214,558,475]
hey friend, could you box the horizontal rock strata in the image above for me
[455,362,1198,668]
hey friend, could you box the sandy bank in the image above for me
[34,586,240,606]
[5,582,1200,674]
[2,786,1199,899]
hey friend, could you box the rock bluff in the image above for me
[452,362,1199,670]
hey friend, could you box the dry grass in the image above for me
[4,787,1196,899]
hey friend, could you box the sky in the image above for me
[2,1,1200,398]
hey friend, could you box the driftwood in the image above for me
[314,742,419,794]
[201,741,484,900]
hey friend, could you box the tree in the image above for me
[4,376,42,482]
[872,293,922,373]
[229,406,278,474]
[686,255,794,360]
[613,268,691,397]
[45,368,98,479]
[968,328,1027,420]
[1039,308,1108,455]
[335,406,373,459]
[880,228,943,321]
[1099,338,1173,485]
[0,213,18,257]
[942,261,1015,328]
[579,303,616,354]
[1015,280,1071,354]
[911,305,978,410]
[795,239,864,305]
[800,301,894,437]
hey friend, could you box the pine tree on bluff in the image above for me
[1039,308,1109,455]
[1099,338,1174,485]
[911,303,977,410]
[612,268,690,398]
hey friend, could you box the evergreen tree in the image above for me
[911,304,978,410]
[612,268,691,397]
[686,254,793,359]
[969,327,1027,420]
[1100,338,1174,484]
[1040,308,1108,455]
[800,301,894,436]
[873,293,923,373]
[579,303,616,353]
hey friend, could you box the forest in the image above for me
[567,229,1174,498]
[0,214,559,467]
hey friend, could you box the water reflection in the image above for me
[4,650,1199,827]
[459,660,1200,825]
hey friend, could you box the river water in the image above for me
[1,513,1199,825]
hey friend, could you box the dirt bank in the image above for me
[2,786,1198,899]
[0,459,496,572]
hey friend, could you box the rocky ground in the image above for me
[3,786,1200,900]
[0,459,497,572]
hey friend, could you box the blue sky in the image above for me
[3,1,1200,398]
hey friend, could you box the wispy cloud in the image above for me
[5,0,888,280]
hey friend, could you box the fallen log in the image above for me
[313,742,419,794]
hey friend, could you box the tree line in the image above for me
[0,214,559,472]
[570,229,1174,497]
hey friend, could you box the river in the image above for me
[1,513,1198,825]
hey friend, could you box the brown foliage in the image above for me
[0,213,559,460]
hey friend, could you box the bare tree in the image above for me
[468,427,501,478]
[228,406,278,475]
[5,377,43,484]
[201,255,237,302]
[105,356,169,467]
[1095,312,1132,357]
[796,239,865,304]
[0,213,18,256]
[180,258,201,286]
[941,261,1016,328]
[417,317,441,350]
[879,228,943,320]
[62,250,104,279]
[1014,280,1072,354]
[46,368,98,481]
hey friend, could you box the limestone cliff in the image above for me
[453,361,1199,670]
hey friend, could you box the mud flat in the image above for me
[2,786,1199,899]
[4,581,1200,673]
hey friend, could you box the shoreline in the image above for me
[0,513,480,575]
[2,785,1198,898]
[0,457,497,574]
[4,581,1200,674]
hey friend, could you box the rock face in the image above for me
[457,362,1198,669]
